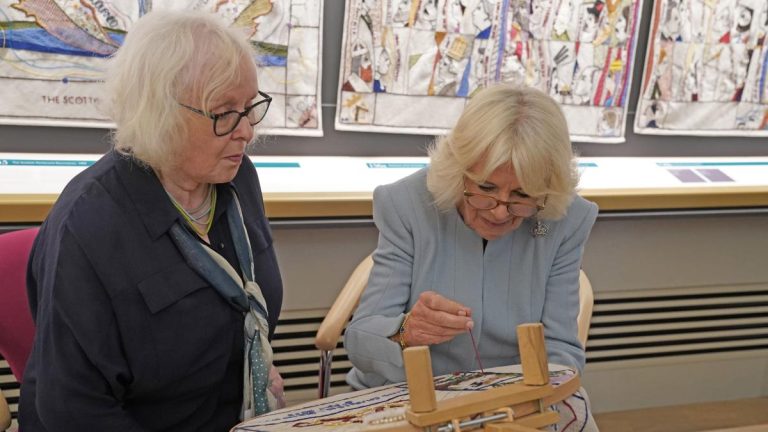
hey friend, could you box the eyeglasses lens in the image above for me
[509,204,536,217]
[213,100,270,136]
[467,195,496,210]
[466,195,536,217]
[215,112,240,136]
[249,102,269,125]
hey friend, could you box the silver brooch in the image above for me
[531,220,549,238]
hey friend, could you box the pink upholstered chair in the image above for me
[0,228,38,382]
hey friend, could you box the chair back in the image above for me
[314,255,595,398]
[0,228,38,381]
[577,269,595,348]
[314,254,373,398]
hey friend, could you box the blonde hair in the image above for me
[104,10,256,170]
[427,84,579,220]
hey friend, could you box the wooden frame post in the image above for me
[517,323,549,386]
[402,346,438,413]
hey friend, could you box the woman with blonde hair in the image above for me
[345,84,598,429]
[21,10,283,431]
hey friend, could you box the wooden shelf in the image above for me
[3,186,768,223]
[582,186,768,212]
[3,155,768,223]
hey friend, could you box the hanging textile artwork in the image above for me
[0,0,323,136]
[635,0,768,137]
[336,0,644,143]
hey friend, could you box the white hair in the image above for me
[104,10,256,170]
[427,84,579,220]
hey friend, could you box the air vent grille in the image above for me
[5,286,764,418]
[587,284,768,363]
[271,309,353,404]
[0,308,352,420]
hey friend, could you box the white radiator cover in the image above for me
[3,284,767,417]
[0,284,768,415]
[274,281,768,410]
[583,282,768,412]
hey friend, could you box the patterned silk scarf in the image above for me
[168,186,273,419]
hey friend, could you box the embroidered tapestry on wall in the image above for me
[0,0,323,136]
[634,0,768,137]
[336,0,644,143]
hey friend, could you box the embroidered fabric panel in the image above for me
[0,0,324,137]
[634,0,768,137]
[234,365,584,431]
[335,0,644,143]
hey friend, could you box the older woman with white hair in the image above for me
[20,10,283,431]
[345,84,599,429]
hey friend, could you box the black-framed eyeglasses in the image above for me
[463,190,541,218]
[179,90,272,136]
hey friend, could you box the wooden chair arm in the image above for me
[0,390,11,431]
[314,254,374,351]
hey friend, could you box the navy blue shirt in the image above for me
[20,151,283,431]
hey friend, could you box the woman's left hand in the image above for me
[268,364,286,409]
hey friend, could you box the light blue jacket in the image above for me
[345,168,598,389]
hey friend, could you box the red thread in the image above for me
[468,329,484,373]
[562,399,577,431]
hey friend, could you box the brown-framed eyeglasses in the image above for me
[462,191,543,218]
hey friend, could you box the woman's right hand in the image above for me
[402,291,474,347]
